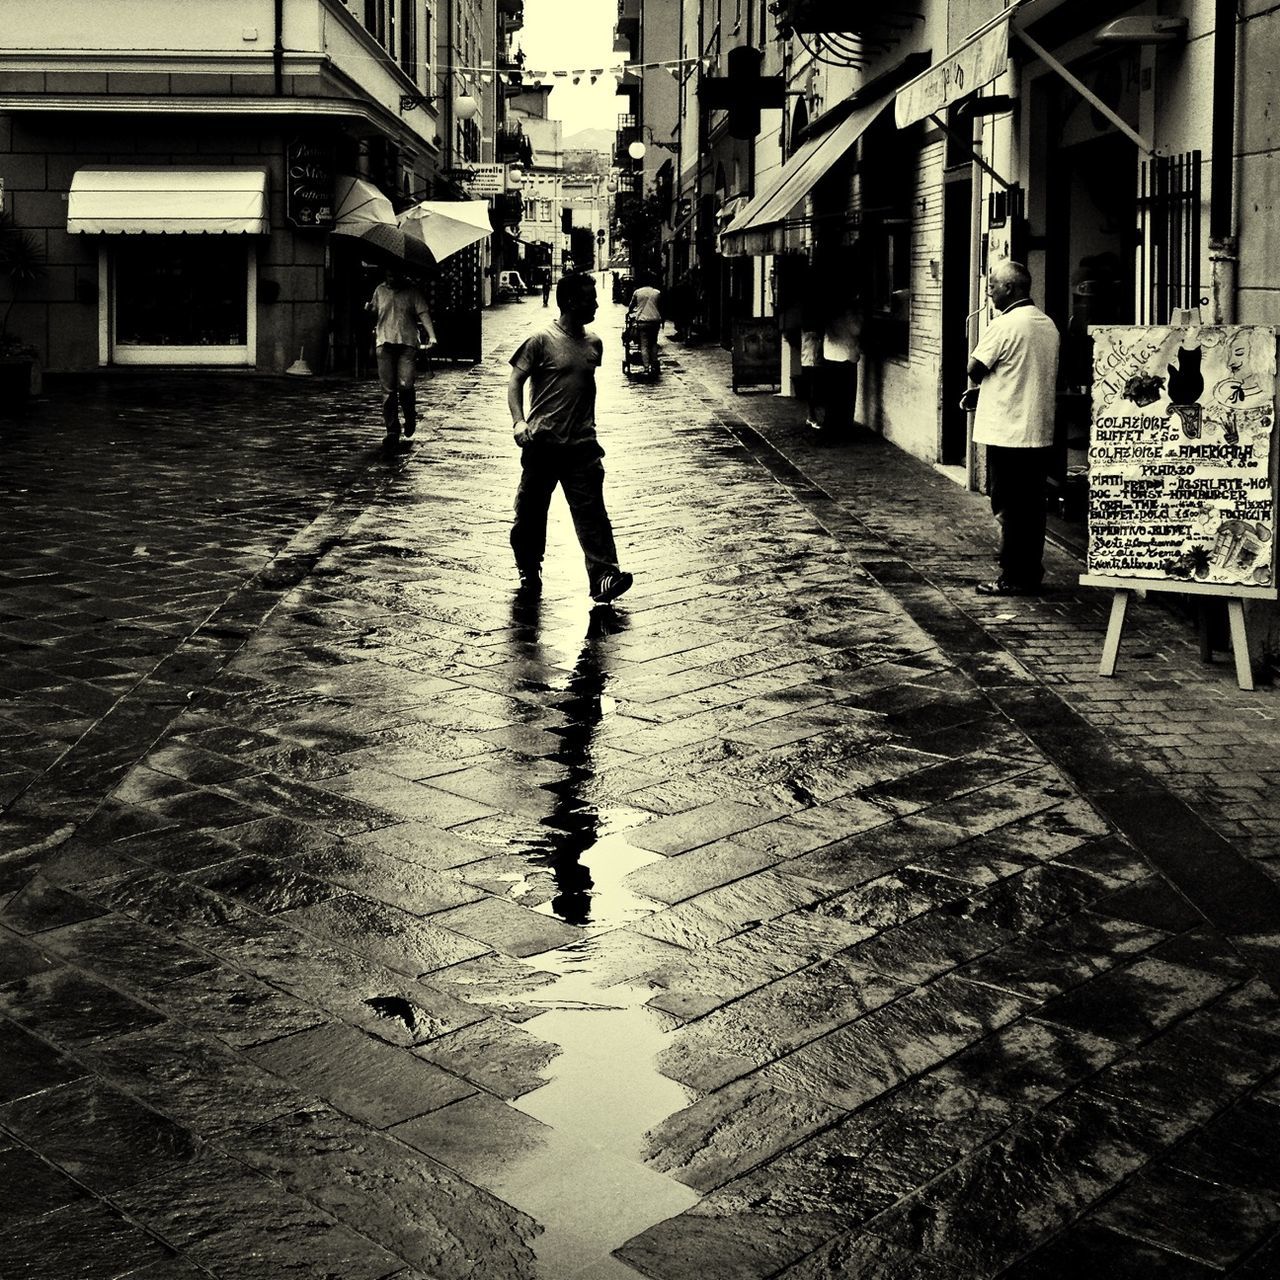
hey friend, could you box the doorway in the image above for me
[940,175,972,465]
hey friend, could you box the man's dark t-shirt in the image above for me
[510,319,604,447]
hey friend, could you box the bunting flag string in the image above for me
[424,55,713,83]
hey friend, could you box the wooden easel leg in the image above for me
[1227,598,1255,691]
[1197,602,1214,661]
[1099,589,1132,676]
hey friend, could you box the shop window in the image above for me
[399,0,416,80]
[113,239,250,360]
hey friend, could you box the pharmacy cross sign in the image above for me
[700,47,785,140]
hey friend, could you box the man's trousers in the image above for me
[986,444,1052,588]
[510,441,621,590]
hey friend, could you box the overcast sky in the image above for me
[518,0,624,138]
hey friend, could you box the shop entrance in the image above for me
[940,175,973,466]
[110,239,255,366]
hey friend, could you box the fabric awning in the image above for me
[894,8,1017,128]
[720,95,895,257]
[67,169,270,234]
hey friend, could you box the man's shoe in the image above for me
[591,570,633,603]
[403,420,416,438]
[517,566,542,593]
[975,578,1041,597]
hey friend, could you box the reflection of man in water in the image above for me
[509,594,628,925]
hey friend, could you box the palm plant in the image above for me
[0,213,46,359]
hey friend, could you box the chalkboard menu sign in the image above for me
[1087,326,1277,592]
[286,137,334,229]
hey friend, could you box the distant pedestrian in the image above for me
[507,272,633,604]
[967,259,1061,595]
[541,267,552,307]
[626,277,663,378]
[803,246,863,443]
[367,267,436,453]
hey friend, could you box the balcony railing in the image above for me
[496,124,534,168]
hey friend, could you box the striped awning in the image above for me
[67,169,270,234]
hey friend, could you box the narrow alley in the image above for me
[3,294,1280,1279]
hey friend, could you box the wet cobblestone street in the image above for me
[4,293,1280,1278]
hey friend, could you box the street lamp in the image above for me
[400,67,481,121]
[625,126,679,162]
[400,90,479,120]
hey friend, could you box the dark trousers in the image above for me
[511,442,621,588]
[987,444,1052,587]
[634,321,660,374]
[820,359,858,436]
[376,343,417,436]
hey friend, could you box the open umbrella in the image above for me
[332,176,436,271]
[397,200,493,262]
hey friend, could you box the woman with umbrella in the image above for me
[333,178,492,453]
[366,266,436,454]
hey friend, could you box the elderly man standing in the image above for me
[967,259,1060,596]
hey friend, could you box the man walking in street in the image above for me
[967,259,1060,595]
[507,271,633,604]
[541,267,552,307]
[367,267,436,454]
[626,276,664,379]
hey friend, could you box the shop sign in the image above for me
[1087,325,1278,589]
[452,163,507,196]
[895,17,1010,128]
[286,137,334,228]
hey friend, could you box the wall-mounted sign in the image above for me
[455,163,506,196]
[286,137,334,228]
[1087,325,1278,590]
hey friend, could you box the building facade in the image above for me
[622,0,1279,501]
[0,0,505,375]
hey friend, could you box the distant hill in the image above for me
[563,127,614,154]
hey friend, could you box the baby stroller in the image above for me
[622,317,655,380]
[622,317,645,379]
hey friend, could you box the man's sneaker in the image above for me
[975,578,1042,597]
[591,570,633,604]
[403,420,416,438]
[517,566,542,593]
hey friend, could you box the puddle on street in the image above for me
[496,945,698,1278]
[477,578,696,1274]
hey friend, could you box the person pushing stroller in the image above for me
[625,277,663,379]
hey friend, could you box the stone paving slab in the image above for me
[1,301,1279,1277]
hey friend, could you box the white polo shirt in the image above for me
[970,299,1060,448]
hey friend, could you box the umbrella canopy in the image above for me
[331,175,436,270]
[340,220,437,271]
[397,200,493,262]
[332,175,396,229]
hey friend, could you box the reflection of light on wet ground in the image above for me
[482,461,699,1273]
[530,832,663,930]
[494,942,698,1278]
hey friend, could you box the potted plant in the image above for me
[0,213,47,410]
